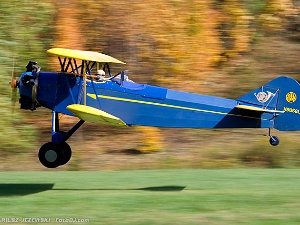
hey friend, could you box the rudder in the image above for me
[238,76,300,131]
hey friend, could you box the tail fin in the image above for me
[238,76,300,131]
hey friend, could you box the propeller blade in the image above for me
[10,58,18,113]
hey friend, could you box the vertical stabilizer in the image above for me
[238,76,300,131]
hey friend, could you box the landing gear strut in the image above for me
[38,111,84,168]
[268,128,279,146]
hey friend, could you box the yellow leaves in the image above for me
[220,0,253,55]
[135,126,164,153]
[259,14,283,32]
[258,0,299,33]
[267,0,298,16]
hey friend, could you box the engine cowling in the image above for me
[18,61,41,110]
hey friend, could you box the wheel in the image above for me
[38,142,64,168]
[269,136,280,146]
[60,142,72,166]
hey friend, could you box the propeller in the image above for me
[10,59,17,87]
[9,60,41,111]
[9,59,18,112]
[31,64,40,105]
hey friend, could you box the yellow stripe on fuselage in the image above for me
[87,93,265,120]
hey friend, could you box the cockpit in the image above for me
[87,69,146,91]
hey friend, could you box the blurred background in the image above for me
[1,0,300,170]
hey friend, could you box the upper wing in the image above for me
[67,104,127,126]
[235,104,285,114]
[47,48,126,64]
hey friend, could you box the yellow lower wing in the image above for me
[67,104,127,126]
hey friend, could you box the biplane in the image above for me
[10,48,300,168]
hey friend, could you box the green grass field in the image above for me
[0,169,300,225]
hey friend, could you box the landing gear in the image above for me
[38,111,84,168]
[268,128,279,146]
[38,142,72,168]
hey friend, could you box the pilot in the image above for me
[95,69,106,81]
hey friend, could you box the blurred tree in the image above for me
[0,0,54,153]
[49,0,84,70]
[259,0,298,33]
[75,0,226,91]
[135,126,164,153]
[219,0,253,57]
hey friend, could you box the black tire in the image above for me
[38,142,64,168]
[269,136,280,146]
[60,142,72,165]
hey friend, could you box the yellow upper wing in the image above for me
[47,48,126,64]
[67,104,127,126]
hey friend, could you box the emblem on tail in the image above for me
[286,92,297,103]
[254,91,275,103]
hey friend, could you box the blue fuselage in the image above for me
[19,72,273,129]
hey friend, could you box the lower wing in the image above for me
[67,104,127,126]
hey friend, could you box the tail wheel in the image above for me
[60,142,72,166]
[269,136,280,146]
[38,142,63,168]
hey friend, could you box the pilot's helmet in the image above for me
[96,70,105,76]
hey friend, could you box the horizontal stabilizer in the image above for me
[67,104,127,126]
[235,105,285,114]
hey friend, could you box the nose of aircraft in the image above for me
[13,61,40,111]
